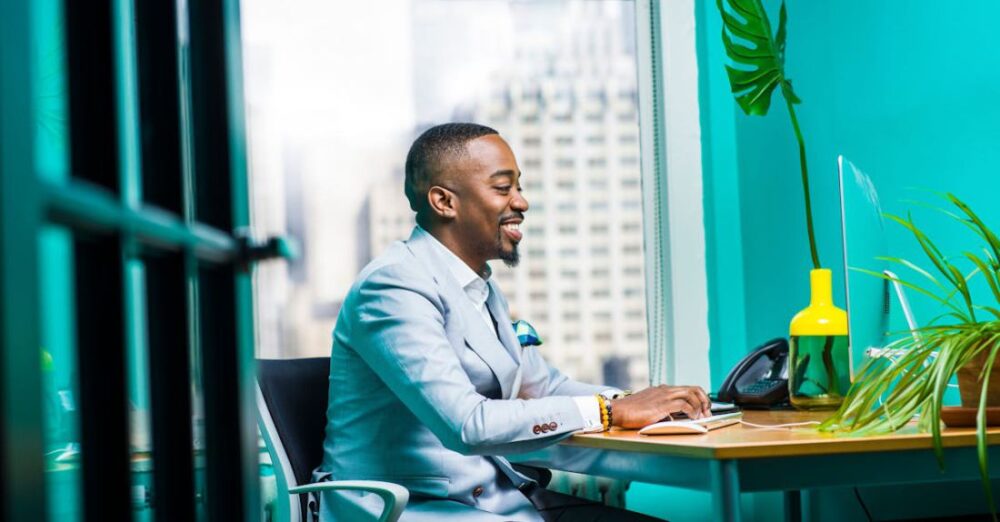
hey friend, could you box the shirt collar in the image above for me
[415,226,491,304]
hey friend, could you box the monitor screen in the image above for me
[838,155,890,378]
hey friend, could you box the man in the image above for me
[315,123,711,521]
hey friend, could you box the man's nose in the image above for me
[512,191,529,212]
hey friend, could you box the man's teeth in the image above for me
[502,223,520,232]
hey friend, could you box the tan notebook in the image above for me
[638,411,743,435]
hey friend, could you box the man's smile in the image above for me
[501,221,522,242]
[500,216,523,242]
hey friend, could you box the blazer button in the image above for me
[532,425,541,434]
[472,486,484,498]
[548,422,558,431]
[540,424,550,433]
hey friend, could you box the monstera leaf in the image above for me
[717,0,820,270]
[717,0,800,116]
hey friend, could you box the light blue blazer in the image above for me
[315,228,608,521]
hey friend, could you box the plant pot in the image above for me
[956,350,1000,408]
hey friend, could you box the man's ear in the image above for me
[427,186,457,220]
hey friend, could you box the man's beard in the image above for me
[495,228,520,267]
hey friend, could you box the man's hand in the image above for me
[610,385,711,429]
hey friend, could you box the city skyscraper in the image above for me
[367,2,647,389]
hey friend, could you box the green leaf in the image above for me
[716,0,798,116]
[976,341,1000,516]
[872,256,945,292]
[949,194,1000,265]
[853,268,970,320]
[885,213,956,288]
[965,252,1000,305]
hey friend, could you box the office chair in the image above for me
[256,357,408,522]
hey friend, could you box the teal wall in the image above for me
[629,1,1000,520]
[717,0,1000,368]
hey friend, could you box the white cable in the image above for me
[738,420,821,430]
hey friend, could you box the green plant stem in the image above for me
[783,94,820,270]
[821,335,839,396]
[783,91,838,394]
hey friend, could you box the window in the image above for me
[587,179,607,190]
[243,0,649,392]
[556,157,576,169]
[5,1,262,518]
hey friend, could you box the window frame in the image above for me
[635,0,711,388]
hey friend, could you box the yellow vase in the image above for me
[789,269,850,410]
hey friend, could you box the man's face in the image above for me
[444,135,529,269]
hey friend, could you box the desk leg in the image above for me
[783,490,801,522]
[709,460,741,522]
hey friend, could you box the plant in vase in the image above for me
[716,0,849,408]
[821,194,1000,512]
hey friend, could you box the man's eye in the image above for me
[496,185,512,192]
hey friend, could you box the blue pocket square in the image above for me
[512,320,543,347]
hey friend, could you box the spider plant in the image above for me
[820,193,1000,515]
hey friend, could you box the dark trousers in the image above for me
[524,486,666,522]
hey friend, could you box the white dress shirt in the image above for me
[417,226,611,433]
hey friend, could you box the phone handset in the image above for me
[713,337,790,408]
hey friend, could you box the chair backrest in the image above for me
[257,357,331,520]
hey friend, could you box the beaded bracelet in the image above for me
[595,394,610,431]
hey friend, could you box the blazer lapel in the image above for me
[486,281,524,399]
[405,230,519,400]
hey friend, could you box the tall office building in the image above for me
[365,2,647,389]
[245,0,647,389]
[472,2,647,389]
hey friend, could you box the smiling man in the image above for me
[314,123,708,521]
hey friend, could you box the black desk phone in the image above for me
[713,337,789,408]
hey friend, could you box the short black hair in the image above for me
[404,122,499,219]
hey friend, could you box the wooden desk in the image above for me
[510,410,1000,522]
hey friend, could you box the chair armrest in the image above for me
[289,480,409,522]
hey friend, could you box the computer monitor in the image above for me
[838,155,891,378]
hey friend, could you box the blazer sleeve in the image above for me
[517,347,611,399]
[345,263,587,456]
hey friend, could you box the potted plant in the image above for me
[820,193,1000,512]
[716,0,850,409]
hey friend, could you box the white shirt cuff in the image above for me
[573,395,605,433]
[599,389,624,401]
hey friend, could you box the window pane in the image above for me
[39,226,81,522]
[243,0,647,389]
[33,0,70,184]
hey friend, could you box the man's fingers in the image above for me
[662,387,710,418]
[666,400,697,419]
[693,387,711,414]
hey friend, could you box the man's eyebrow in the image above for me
[489,170,519,180]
